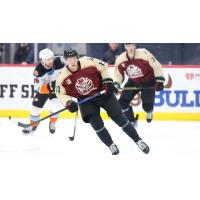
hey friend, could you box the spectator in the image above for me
[102,43,124,64]
[14,43,34,64]
[86,43,107,59]
[0,44,3,63]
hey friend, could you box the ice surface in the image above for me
[0,118,200,200]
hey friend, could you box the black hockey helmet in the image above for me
[124,43,137,49]
[64,48,79,59]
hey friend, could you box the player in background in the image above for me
[56,48,150,155]
[22,48,65,134]
[114,43,165,125]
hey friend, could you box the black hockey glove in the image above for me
[155,77,165,91]
[66,100,78,113]
[155,82,164,91]
[102,78,118,95]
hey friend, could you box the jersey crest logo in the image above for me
[75,77,97,95]
[126,64,144,78]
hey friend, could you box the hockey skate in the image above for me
[49,122,56,134]
[109,143,120,155]
[136,140,150,154]
[22,126,37,134]
[146,111,153,123]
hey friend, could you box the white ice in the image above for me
[0,118,200,200]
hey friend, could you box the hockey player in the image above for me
[114,43,165,124]
[22,48,65,134]
[56,48,150,155]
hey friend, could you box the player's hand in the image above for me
[113,82,121,95]
[66,100,78,113]
[155,77,165,91]
[113,82,121,89]
[155,81,164,91]
[102,78,118,95]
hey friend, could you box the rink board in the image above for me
[0,64,200,121]
[0,110,199,121]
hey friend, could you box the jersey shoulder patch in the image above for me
[33,70,39,77]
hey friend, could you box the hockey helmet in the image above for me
[64,48,79,59]
[39,48,54,61]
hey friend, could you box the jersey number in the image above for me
[56,86,61,93]
[34,78,39,83]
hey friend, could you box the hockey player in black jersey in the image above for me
[22,48,65,134]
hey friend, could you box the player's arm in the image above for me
[33,70,49,94]
[55,72,72,105]
[92,58,112,80]
[113,56,125,89]
[146,50,165,90]
[55,72,78,113]
[92,58,118,94]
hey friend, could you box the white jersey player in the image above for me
[23,48,65,134]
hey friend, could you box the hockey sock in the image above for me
[30,114,40,128]
[50,117,57,123]
[95,127,114,147]
[122,106,136,123]
[89,114,113,147]
[112,114,141,142]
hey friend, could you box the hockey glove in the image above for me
[155,77,165,91]
[102,78,118,95]
[66,100,78,113]
[113,82,121,89]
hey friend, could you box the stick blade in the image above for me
[9,116,30,128]
[68,136,74,141]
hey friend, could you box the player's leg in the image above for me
[103,94,150,154]
[141,88,155,123]
[22,93,48,133]
[88,114,119,155]
[49,94,63,134]
[118,80,139,126]
[79,100,119,155]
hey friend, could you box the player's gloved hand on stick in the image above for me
[102,78,118,95]
[66,100,78,113]
[113,82,121,89]
[155,81,164,91]
[155,77,165,91]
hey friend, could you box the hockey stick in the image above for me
[9,90,105,128]
[68,111,78,141]
[118,86,154,91]
[118,83,171,91]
